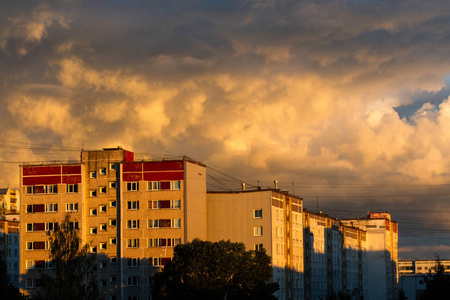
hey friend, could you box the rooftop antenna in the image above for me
[292,182,295,194]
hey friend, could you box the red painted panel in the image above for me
[62,165,81,174]
[160,182,170,190]
[122,173,142,182]
[123,162,142,172]
[35,223,45,231]
[23,166,61,176]
[161,258,171,266]
[35,204,45,213]
[23,176,61,185]
[143,172,184,181]
[62,175,82,184]
[124,150,134,162]
[143,161,183,171]
[160,200,170,208]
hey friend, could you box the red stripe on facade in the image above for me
[62,165,81,174]
[123,173,143,182]
[62,175,82,184]
[23,166,61,176]
[143,172,184,181]
[124,150,134,162]
[23,176,61,185]
[142,161,184,171]
[123,162,142,172]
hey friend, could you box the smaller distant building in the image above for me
[399,259,450,300]
[0,188,20,214]
[0,219,20,287]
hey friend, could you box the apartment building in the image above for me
[341,212,399,300]
[303,211,366,300]
[19,147,206,299]
[0,219,20,287]
[0,188,19,214]
[206,189,304,300]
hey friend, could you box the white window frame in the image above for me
[99,243,107,250]
[66,184,78,193]
[254,226,263,237]
[171,199,181,209]
[90,189,97,197]
[171,219,181,228]
[99,223,107,231]
[254,209,262,218]
[90,208,97,216]
[109,181,116,189]
[99,168,107,176]
[66,203,78,212]
[45,203,58,213]
[90,227,97,234]
[109,200,117,207]
[127,220,139,229]
[127,201,139,210]
[109,237,117,245]
[127,239,139,248]
[148,219,160,228]
[90,171,97,179]
[148,181,160,191]
[99,186,107,194]
[99,205,107,213]
[170,180,180,190]
[126,182,138,191]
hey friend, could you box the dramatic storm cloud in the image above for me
[2,0,450,258]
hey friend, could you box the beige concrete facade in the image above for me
[19,147,207,299]
[206,189,304,300]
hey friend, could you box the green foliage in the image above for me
[151,239,279,300]
[33,214,100,300]
[326,289,362,300]
[422,255,450,300]
[0,258,25,300]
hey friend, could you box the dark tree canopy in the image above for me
[151,239,279,300]
[422,255,450,300]
[33,214,100,300]
[0,258,24,300]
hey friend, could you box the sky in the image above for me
[1,0,450,259]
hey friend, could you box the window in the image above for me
[90,208,97,216]
[127,239,139,248]
[149,238,181,248]
[26,186,34,194]
[128,258,139,267]
[109,219,117,226]
[100,280,107,287]
[254,244,264,250]
[149,200,160,209]
[90,227,97,234]
[99,205,107,213]
[109,181,116,189]
[110,257,117,264]
[26,223,33,232]
[127,220,139,229]
[68,221,79,230]
[109,163,116,170]
[109,200,116,207]
[90,246,97,253]
[171,199,181,209]
[126,182,138,191]
[254,209,262,218]
[254,226,263,236]
[100,224,107,231]
[99,168,107,176]
[90,171,97,179]
[170,180,180,190]
[171,219,181,228]
[148,181,160,191]
[45,203,58,212]
[26,260,35,269]
[66,203,78,212]
[149,257,161,266]
[127,201,139,210]
[99,186,107,194]
[46,222,57,231]
[109,237,117,245]
[100,243,107,250]
[90,189,97,197]
[110,275,117,283]
[45,185,58,194]
[148,219,160,228]
[67,184,78,193]
[127,276,139,286]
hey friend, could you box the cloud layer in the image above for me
[2,0,450,258]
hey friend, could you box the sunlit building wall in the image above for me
[0,188,19,214]
[342,212,399,300]
[19,147,207,299]
[206,189,304,300]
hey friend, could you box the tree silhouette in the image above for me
[151,239,279,300]
[32,214,100,300]
[422,255,450,300]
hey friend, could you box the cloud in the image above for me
[1,0,450,258]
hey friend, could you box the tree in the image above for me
[151,239,279,300]
[33,214,100,300]
[0,258,24,300]
[422,255,450,300]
